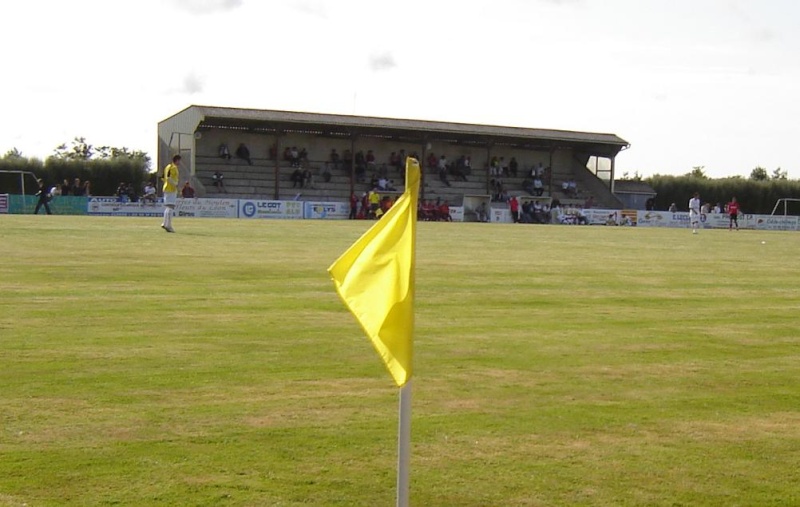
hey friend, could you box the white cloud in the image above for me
[165,0,243,14]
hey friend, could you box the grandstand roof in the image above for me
[163,105,630,158]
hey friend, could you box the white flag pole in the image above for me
[396,379,412,507]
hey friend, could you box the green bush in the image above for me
[647,175,800,214]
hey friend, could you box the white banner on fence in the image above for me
[176,198,239,218]
[304,201,350,220]
[87,197,163,216]
[746,214,798,231]
[0,194,8,214]
[449,206,465,222]
[239,199,303,220]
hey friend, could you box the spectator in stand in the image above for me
[439,200,452,222]
[218,143,231,160]
[377,177,396,191]
[142,182,157,204]
[366,150,376,170]
[520,200,534,223]
[342,148,353,167]
[475,201,489,223]
[322,163,332,183]
[532,200,545,223]
[389,151,400,171]
[489,156,500,176]
[509,195,520,223]
[438,156,451,186]
[299,148,308,165]
[584,195,595,209]
[668,202,677,212]
[522,177,535,196]
[83,180,92,197]
[72,178,84,196]
[60,178,71,196]
[302,168,314,189]
[291,167,303,188]
[268,144,277,160]
[349,192,358,220]
[397,149,406,173]
[452,156,468,181]
[212,171,226,192]
[116,182,131,202]
[181,181,195,198]
[33,178,52,215]
[330,148,340,170]
[426,152,438,172]
[509,157,519,177]
[290,146,300,168]
[567,179,577,196]
[576,206,589,225]
[463,155,472,175]
[236,143,252,165]
[533,176,544,196]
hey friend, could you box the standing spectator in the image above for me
[83,180,92,197]
[322,163,332,183]
[33,178,52,215]
[727,196,740,230]
[71,178,84,196]
[142,182,157,204]
[349,192,358,220]
[437,156,450,186]
[60,178,71,196]
[181,181,195,198]
[688,192,701,234]
[509,195,520,223]
[330,149,340,170]
[161,155,180,233]
[509,157,519,177]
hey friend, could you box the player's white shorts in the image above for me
[163,192,177,206]
[689,211,700,223]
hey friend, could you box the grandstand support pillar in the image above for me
[348,135,356,197]
[274,132,282,200]
[610,155,616,194]
[485,143,493,195]
[420,141,428,199]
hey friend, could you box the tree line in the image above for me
[626,166,799,215]
[0,138,152,196]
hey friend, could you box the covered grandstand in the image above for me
[157,106,630,208]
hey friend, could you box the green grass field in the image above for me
[2,215,799,506]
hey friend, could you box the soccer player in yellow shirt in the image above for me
[161,155,181,232]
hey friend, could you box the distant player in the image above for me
[727,196,740,231]
[161,155,181,233]
[688,192,701,234]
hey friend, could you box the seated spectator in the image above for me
[330,149,340,170]
[290,146,300,168]
[291,168,303,188]
[489,156,500,176]
[475,201,489,222]
[181,181,196,198]
[322,163,332,183]
[236,143,252,165]
[575,206,589,225]
[366,149,376,169]
[212,171,226,192]
[452,157,468,181]
[438,200,452,222]
[532,200,545,223]
[377,177,396,191]
[302,168,314,189]
[668,202,677,212]
[533,177,544,196]
[509,157,519,177]
[520,200,534,223]
[218,143,231,160]
[522,178,535,196]
[142,182,157,204]
[389,151,400,170]
[567,178,577,196]
[299,147,308,164]
[561,180,570,195]
[115,182,130,202]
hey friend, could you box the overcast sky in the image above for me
[1,0,797,178]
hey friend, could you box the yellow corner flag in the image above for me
[328,157,420,387]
